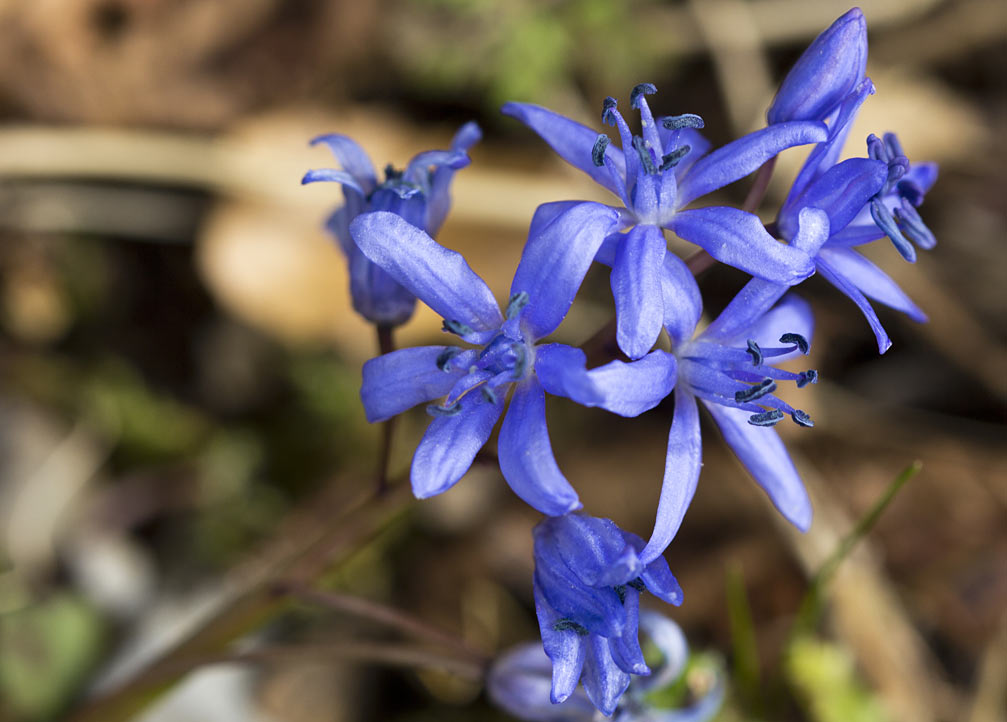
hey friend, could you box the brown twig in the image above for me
[375,324,397,496]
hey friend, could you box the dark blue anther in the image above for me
[797,369,818,388]
[896,178,925,207]
[427,401,462,417]
[792,409,814,427]
[506,290,530,320]
[780,332,810,355]
[383,163,403,181]
[735,378,777,403]
[436,347,462,372]
[883,132,905,159]
[630,82,658,108]
[748,409,784,427]
[746,339,763,366]
[866,134,887,162]
[614,584,627,604]
[592,134,611,168]
[628,578,646,592]
[894,201,936,249]
[602,97,619,125]
[553,619,590,636]
[632,135,657,175]
[442,319,475,337]
[870,199,916,262]
[659,145,691,172]
[480,386,498,405]
[661,113,705,131]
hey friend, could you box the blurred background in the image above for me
[0,0,1004,720]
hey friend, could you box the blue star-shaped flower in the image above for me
[302,122,480,327]
[502,85,824,359]
[351,208,678,515]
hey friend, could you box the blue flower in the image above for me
[502,86,823,359]
[627,236,823,563]
[532,514,683,716]
[302,122,481,326]
[489,610,723,721]
[350,207,678,515]
[767,7,868,124]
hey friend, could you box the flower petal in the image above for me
[533,584,589,706]
[426,122,482,235]
[745,293,815,363]
[656,126,711,180]
[818,247,927,322]
[668,207,815,284]
[608,587,649,675]
[511,201,621,340]
[541,514,643,588]
[816,254,893,353]
[411,394,504,499]
[639,390,702,564]
[502,102,628,197]
[301,168,367,196]
[498,377,581,515]
[611,224,667,359]
[581,636,632,716]
[677,121,828,208]
[661,250,703,349]
[704,402,812,531]
[360,346,464,423]
[778,158,887,240]
[487,643,596,721]
[350,211,503,331]
[535,345,676,418]
[308,134,377,191]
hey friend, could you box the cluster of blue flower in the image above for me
[303,8,936,718]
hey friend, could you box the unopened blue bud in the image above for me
[768,8,868,124]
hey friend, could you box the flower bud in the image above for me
[767,8,868,124]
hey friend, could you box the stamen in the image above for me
[797,369,818,388]
[511,343,528,379]
[602,96,619,125]
[632,135,657,175]
[659,145,691,172]
[896,179,925,207]
[592,134,611,168]
[436,347,461,372]
[735,378,777,403]
[506,290,530,320]
[883,132,905,159]
[553,619,590,636]
[748,409,784,427]
[630,82,657,109]
[614,584,627,604]
[780,332,810,355]
[384,163,403,181]
[427,401,462,417]
[870,199,916,262]
[480,386,497,405]
[894,200,936,249]
[866,134,887,162]
[661,114,705,131]
[792,409,814,427]
[628,578,646,592]
[746,340,763,366]
[442,319,475,336]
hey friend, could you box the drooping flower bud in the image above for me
[767,8,868,124]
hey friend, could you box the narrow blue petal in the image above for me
[360,346,464,423]
[635,611,689,692]
[905,162,939,195]
[511,202,621,340]
[411,394,504,499]
[301,168,366,196]
[698,277,785,345]
[501,102,627,197]
[608,587,649,675]
[347,243,417,327]
[534,549,626,638]
[639,556,684,606]
[499,377,581,515]
[767,8,867,124]
[528,200,585,242]
[581,636,632,716]
[403,149,469,185]
[827,223,886,247]
[677,121,828,208]
[426,122,482,236]
[816,255,893,353]
[535,345,676,418]
[324,207,353,257]
[533,584,588,705]
[487,643,596,721]
[818,247,927,322]
[704,401,812,531]
[308,134,377,191]
[661,251,703,349]
[611,224,667,359]
[639,390,702,563]
[668,207,815,284]
[350,211,503,331]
